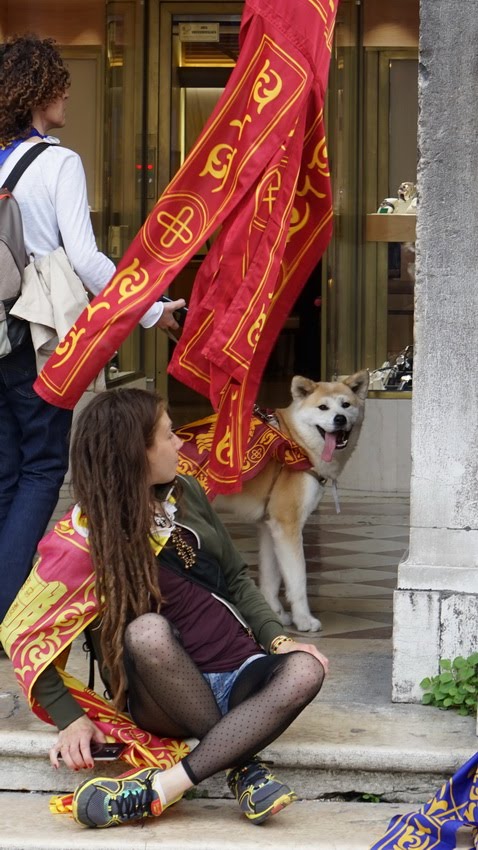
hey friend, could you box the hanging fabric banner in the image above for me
[0,509,190,816]
[34,0,337,492]
[369,751,478,850]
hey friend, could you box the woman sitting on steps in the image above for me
[2,388,328,829]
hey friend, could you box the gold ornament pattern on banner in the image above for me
[369,755,478,850]
[176,414,313,497]
[35,0,338,506]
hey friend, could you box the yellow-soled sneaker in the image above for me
[73,767,170,828]
[227,758,297,824]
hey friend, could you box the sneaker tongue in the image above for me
[321,431,337,463]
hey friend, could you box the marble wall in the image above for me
[338,398,411,493]
[392,0,478,704]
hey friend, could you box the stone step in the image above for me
[1,697,475,803]
[0,793,407,850]
[1,639,476,804]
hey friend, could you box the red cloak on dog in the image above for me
[34,0,337,494]
[176,411,314,498]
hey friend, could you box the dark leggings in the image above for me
[124,612,325,785]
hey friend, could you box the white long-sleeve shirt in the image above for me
[0,140,162,328]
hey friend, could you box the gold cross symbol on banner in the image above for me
[157,206,195,248]
[262,170,282,214]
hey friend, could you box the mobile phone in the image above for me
[90,742,126,760]
[57,742,126,761]
[159,295,188,327]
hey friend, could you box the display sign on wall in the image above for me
[179,23,220,42]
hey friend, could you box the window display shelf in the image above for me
[366,213,416,242]
[368,390,412,399]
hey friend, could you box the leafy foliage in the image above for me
[420,653,478,716]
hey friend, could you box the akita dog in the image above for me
[214,371,369,632]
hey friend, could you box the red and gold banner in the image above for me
[34,0,337,494]
[0,509,189,815]
[177,412,313,497]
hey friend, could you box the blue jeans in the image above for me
[202,653,266,715]
[0,338,72,621]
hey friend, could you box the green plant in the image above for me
[420,653,478,716]
[360,793,383,803]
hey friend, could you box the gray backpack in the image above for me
[0,142,50,357]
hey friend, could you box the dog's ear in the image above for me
[291,375,318,400]
[343,370,369,400]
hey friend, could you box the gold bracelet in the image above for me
[270,635,295,653]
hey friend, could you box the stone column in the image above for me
[392,0,478,702]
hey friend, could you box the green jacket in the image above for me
[32,475,284,729]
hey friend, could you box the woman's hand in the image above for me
[274,640,329,675]
[50,714,106,771]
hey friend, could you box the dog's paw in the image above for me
[293,614,322,632]
[264,598,292,626]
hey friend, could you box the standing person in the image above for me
[0,35,184,622]
[1,388,328,829]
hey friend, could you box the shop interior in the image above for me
[0,0,419,424]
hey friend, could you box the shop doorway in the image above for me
[148,0,323,424]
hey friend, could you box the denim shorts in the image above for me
[202,653,265,715]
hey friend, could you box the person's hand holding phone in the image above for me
[155,296,187,335]
[50,714,107,771]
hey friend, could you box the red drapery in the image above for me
[176,412,313,498]
[35,0,337,493]
[0,510,189,815]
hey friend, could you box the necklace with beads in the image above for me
[170,527,197,569]
[152,505,196,569]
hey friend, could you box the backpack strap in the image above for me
[3,142,51,193]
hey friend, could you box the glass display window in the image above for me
[362,48,418,395]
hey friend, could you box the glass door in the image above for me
[147,1,242,417]
[322,0,360,380]
[148,0,362,414]
[103,0,146,383]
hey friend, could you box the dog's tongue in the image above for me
[321,432,337,463]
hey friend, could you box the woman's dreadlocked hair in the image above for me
[70,388,170,710]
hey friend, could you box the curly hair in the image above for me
[0,35,70,145]
[70,388,175,710]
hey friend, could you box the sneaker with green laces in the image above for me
[72,766,176,828]
[227,758,297,824]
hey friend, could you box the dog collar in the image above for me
[305,469,328,487]
[304,471,341,514]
